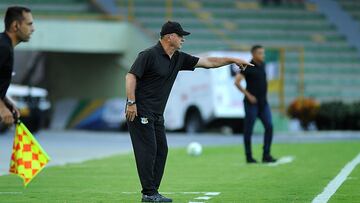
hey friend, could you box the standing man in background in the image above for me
[125,21,253,202]
[0,6,34,125]
[234,45,277,164]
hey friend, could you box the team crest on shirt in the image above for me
[141,117,149,124]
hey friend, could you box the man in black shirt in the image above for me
[235,45,277,164]
[126,21,254,202]
[0,6,34,125]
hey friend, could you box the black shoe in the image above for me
[142,193,173,202]
[246,157,258,164]
[262,155,277,163]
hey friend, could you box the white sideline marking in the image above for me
[121,191,220,202]
[195,196,211,200]
[0,192,22,195]
[122,191,208,195]
[205,192,220,196]
[312,152,360,203]
[192,192,221,202]
[267,156,295,166]
[162,192,203,195]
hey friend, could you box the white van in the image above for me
[164,51,252,133]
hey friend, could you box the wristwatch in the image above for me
[127,99,136,106]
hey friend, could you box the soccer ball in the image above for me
[187,142,202,156]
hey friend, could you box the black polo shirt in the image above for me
[129,41,199,114]
[0,32,14,100]
[242,59,268,104]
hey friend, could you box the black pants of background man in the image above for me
[127,111,168,196]
[243,101,273,158]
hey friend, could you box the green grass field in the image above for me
[1,141,359,203]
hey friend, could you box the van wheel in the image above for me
[185,111,203,134]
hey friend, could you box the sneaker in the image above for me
[142,193,173,202]
[246,157,258,164]
[262,155,277,163]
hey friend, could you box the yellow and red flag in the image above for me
[9,122,51,186]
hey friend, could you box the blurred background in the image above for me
[0,0,360,134]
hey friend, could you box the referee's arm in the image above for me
[0,45,16,125]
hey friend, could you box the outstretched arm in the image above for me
[195,57,253,70]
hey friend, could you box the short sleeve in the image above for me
[129,50,153,79]
[180,52,199,71]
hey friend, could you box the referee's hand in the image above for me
[126,104,138,122]
[235,59,254,71]
[0,107,15,125]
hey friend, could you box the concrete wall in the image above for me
[45,52,127,102]
[5,19,154,69]
[1,19,154,103]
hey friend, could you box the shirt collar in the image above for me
[1,32,13,48]
[155,41,179,58]
[251,59,264,67]
[155,41,167,56]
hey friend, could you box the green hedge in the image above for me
[315,101,360,130]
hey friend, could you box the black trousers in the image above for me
[127,111,168,196]
[243,101,273,158]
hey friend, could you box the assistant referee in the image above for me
[125,21,253,202]
[0,6,34,125]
